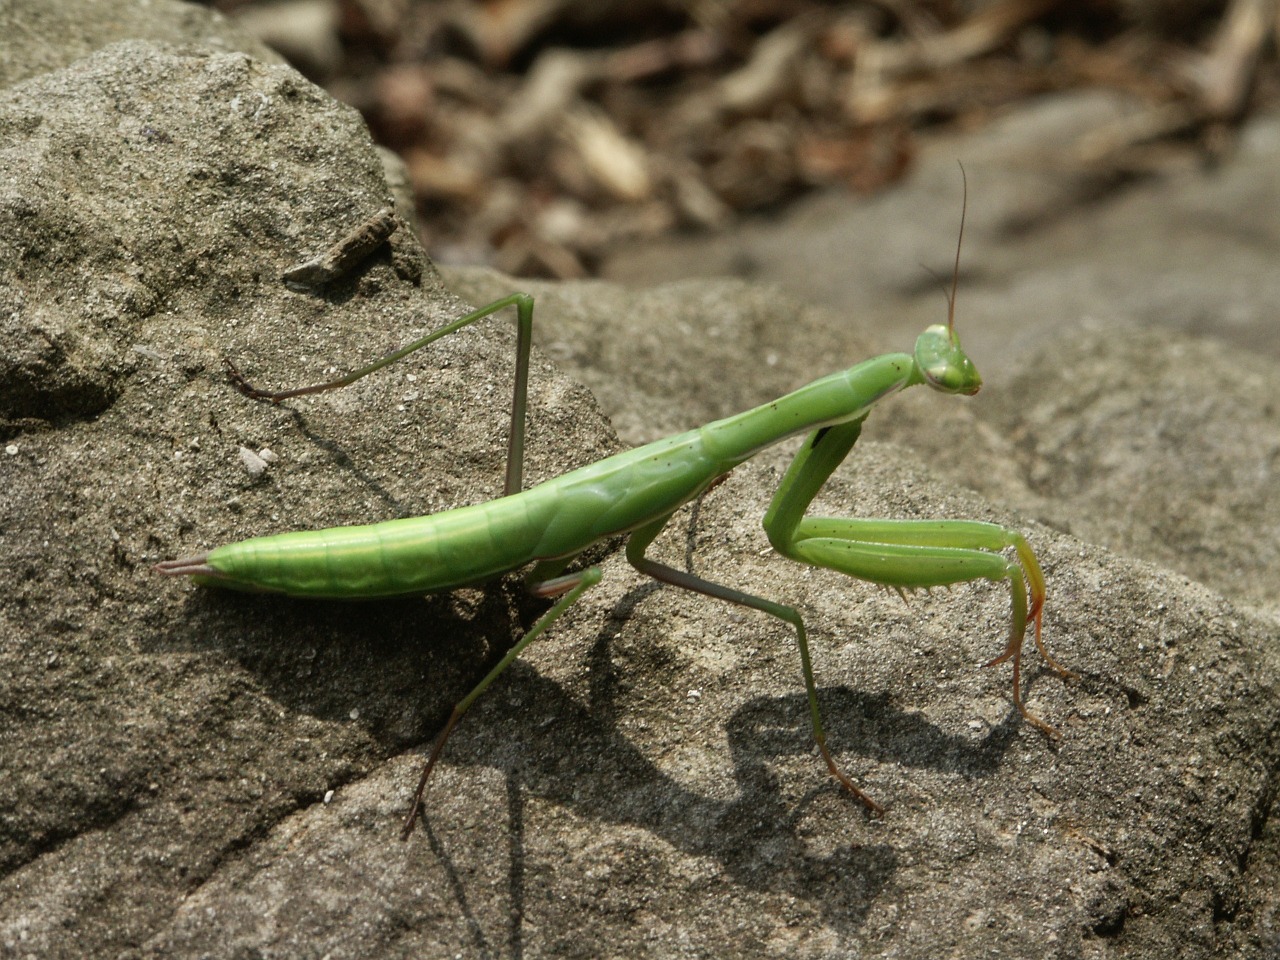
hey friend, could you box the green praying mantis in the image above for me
[158,177,1075,839]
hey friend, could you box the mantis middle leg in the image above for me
[624,513,886,812]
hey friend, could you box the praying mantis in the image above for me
[158,177,1075,839]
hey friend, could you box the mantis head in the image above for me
[914,161,981,396]
[915,323,981,395]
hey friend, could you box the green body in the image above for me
[195,354,920,598]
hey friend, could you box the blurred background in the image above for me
[206,0,1277,274]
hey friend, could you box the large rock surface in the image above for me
[2,9,1279,960]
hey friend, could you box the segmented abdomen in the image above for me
[203,494,554,598]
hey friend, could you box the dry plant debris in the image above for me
[218,0,1280,278]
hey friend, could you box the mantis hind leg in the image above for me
[400,561,602,840]
[625,516,886,814]
[225,293,537,496]
[764,418,1075,742]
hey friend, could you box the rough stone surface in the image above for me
[0,0,284,88]
[3,19,1279,960]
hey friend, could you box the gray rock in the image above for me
[0,0,284,87]
[2,26,1279,960]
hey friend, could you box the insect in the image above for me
[158,175,1074,839]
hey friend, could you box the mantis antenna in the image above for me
[948,162,967,334]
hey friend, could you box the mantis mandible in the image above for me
[158,177,1074,839]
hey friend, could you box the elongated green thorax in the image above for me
[697,352,918,463]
